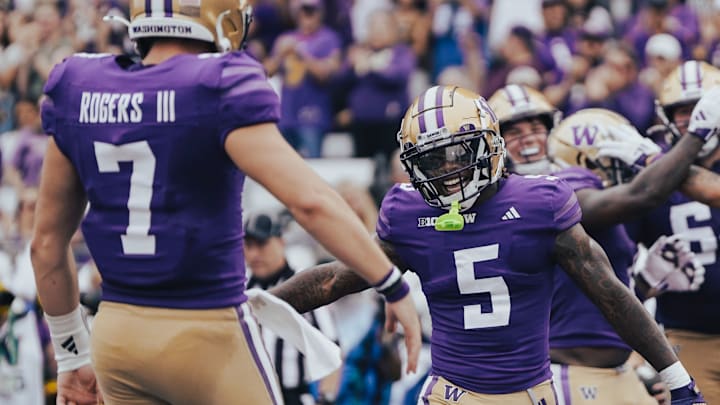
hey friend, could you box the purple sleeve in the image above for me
[217,55,281,144]
[553,166,603,193]
[41,57,69,136]
[552,185,582,232]
[376,184,403,242]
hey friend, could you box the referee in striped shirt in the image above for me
[244,213,340,405]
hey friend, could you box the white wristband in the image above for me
[658,361,692,390]
[46,306,92,373]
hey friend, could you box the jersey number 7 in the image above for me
[94,140,156,255]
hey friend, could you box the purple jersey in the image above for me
[377,174,581,394]
[41,52,280,309]
[627,192,720,334]
[550,167,634,351]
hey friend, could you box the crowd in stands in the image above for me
[1,0,719,403]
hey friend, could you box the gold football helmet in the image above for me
[488,84,560,174]
[397,86,505,211]
[656,60,720,139]
[548,108,636,187]
[107,0,253,53]
[488,84,559,131]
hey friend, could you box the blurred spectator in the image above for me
[340,9,415,160]
[640,32,683,95]
[264,0,342,158]
[244,213,340,405]
[487,0,543,52]
[483,25,557,97]
[539,0,577,74]
[17,2,74,103]
[574,43,656,132]
[429,0,489,82]
[623,0,700,66]
[2,98,47,190]
[391,0,431,63]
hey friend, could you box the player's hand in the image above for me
[688,86,720,142]
[384,294,421,374]
[56,364,101,405]
[652,382,671,405]
[596,124,662,169]
[634,235,705,297]
[670,380,706,404]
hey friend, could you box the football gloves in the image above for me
[596,124,663,169]
[633,235,706,297]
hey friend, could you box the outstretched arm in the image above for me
[680,165,720,207]
[576,133,703,229]
[270,237,408,313]
[553,223,678,370]
[271,261,368,313]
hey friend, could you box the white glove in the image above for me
[596,124,662,169]
[688,86,720,142]
[633,235,706,297]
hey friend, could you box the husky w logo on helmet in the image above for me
[397,86,506,212]
[548,108,638,187]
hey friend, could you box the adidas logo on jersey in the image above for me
[501,207,521,221]
[418,213,476,227]
[61,336,78,355]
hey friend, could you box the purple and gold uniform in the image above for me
[550,167,655,405]
[550,167,634,353]
[628,191,720,403]
[41,51,284,404]
[377,174,581,401]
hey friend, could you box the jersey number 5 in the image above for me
[94,141,156,255]
[454,244,511,329]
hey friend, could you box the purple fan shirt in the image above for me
[41,51,280,309]
[550,167,634,351]
[377,174,581,394]
[627,192,720,334]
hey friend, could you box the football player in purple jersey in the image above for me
[28,1,422,404]
[270,85,705,404]
[601,61,720,404]
[488,84,715,405]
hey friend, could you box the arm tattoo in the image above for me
[554,224,678,370]
[269,261,370,313]
[681,165,720,207]
[270,237,406,313]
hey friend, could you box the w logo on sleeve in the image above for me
[443,385,466,402]
[579,386,598,400]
